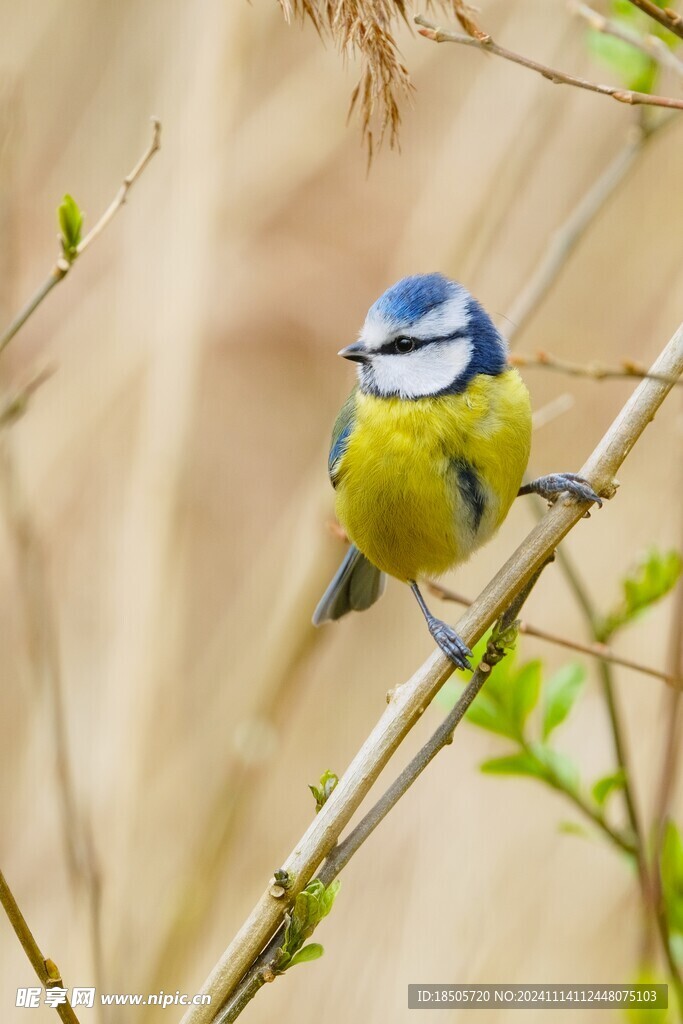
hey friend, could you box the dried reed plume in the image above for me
[278,1,478,153]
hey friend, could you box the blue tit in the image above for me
[313,273,601,668]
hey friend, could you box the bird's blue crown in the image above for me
[361,273,507,397]
[371,273,458,327]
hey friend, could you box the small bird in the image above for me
[313,273,601,669]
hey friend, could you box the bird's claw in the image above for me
[525,472,603,508]
[427,616,472,670]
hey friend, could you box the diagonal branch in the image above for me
[626,0,683,41]
[0,870,81,1024]
[218,563,641,1022]
[180,322,683,1024]
[415,15,683,110]
[218,568,550,1022]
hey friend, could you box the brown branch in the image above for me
[180,322,683,1024]
[426,580,682,687]
[571,1,683,81]
[218,567,637,1022]
[627,0,683,41]
[0,117,161,357]
[415,15,683,110]
[0,869,81,1024]
[76,118,161,258]
[510,350,683,387]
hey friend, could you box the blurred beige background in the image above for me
[0,1,682,1021]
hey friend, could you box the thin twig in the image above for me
[571,1,683,81]
[426,580,682,687]
[217,568,551,1022]
[503,126,649,341]
[0,869,81,1024]
[415,15,683,110]
[510,350,683,387]
[218,564,641,1022]
[0,118,161,357]
[76,118,161,258]
[180,322,683,1024]
[626,0,683,42]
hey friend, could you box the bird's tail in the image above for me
[313,544,386,625]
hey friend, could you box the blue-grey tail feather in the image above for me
[313,545,386,625]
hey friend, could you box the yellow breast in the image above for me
[334,370,532,581]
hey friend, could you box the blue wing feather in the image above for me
[328,388,357,488]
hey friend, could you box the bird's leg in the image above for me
[409,581,472,670]
[518,473,603,507]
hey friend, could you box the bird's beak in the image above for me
[338,341,370,364]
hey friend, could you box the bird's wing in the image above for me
[328,387,357,489]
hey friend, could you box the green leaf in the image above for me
[480,751,549,780]
[464,692,520,740]
[281,878,340,960]
[532,744,581,795]
[591,770,626,807]
[508,660,542,732]
[309,770,339,813]
[542,663,586,739]
[598,548,682,641]
[468,658,541,738]
[58,194,83,263]
[318,878,340,917]
[660,821,683,935]
[288,943,324,967]
[587,31,657,93]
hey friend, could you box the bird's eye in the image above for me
[393,336,415,354]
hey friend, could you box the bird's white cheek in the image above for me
[368,339,473,398]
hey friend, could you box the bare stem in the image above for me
[0,117,161,358]
[415,15,683,110]
[626,0,683,41]
[510,350,683,387]
[76,118,161,258]
[427,580,681,687]
[0,870,81,1024]
[180,323,683,1024]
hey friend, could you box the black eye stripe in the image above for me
[375,327,470,356]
